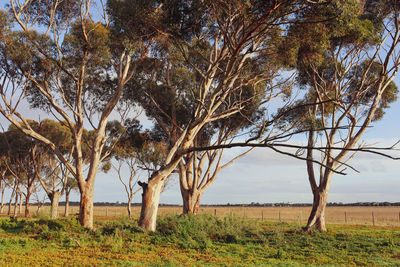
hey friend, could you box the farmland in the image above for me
[0,213,399,266]
[4,205,399,227]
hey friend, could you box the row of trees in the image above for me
[0,0,399,232]
[0,118,162,219]
[0,120,79,219]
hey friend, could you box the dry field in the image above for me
[2,205,400,226]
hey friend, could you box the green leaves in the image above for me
[63,21,110,67]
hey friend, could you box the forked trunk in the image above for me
[305,128,332,233]
[64,190,70,217]
[79,185,94,228]
[50,192,61,219]
[181,187,203,215]
[138,179,164,231]
[305,190,328,232]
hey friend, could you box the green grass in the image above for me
[0,215,399,266]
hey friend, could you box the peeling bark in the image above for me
[50,192,62,219]
[305,190,328,232]
[138,178,164,231]
[181,186,203,215]
[79,184,94,228]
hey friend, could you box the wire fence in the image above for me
[1,205,400,227]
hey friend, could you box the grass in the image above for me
[0,215,399,266]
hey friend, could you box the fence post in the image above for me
[299,211,302,224]
[261,210,264,222]
[214,208,217,216]
[106,207,108,217]
[345,212,347,224]
[279,210,281,222]
[372,212,375,226]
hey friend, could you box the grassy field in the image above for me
[4,205,400,226]
[0,214,399,266]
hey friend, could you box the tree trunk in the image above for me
[7,201,11,215]
[0,183,5,214]
[305,189,329,232]
[192,193,202,214]
[181,187,203,215]
[18,193,23,215]
[79,184,94,228]
[50,192,61,219]
[36,202,42,214]
[8,182,17,215]
[138,179,164,231]
[24,189,31,217]
[127,196,133,219]
[13,193,18,217]
[64,190,70,217]
[8,188,15,216]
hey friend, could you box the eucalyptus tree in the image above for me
[103,119,168,218]
[6,178,17,216]
[103,119,145,218]
[0,118,80,220]
[178,85,264,214]
[0,155,8,213]
[33,143,67,219]
[179,135,253,215]
[64,175,78,217]
[32,119,74,219]
[0,123,40,217]
[114,0,304,230]
[281,0,400,231]
[0,1,161,228]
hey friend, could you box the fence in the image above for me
[195,206,400,226]
[1,205,400,227]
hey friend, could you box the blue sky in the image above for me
[93,93,400,205]
[0,1,399,205]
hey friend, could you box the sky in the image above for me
[0,1,399,205]
[83,81,400,205]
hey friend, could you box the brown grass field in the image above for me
[2,205,400,226]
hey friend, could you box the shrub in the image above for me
[34,211,50,220]
[153,214,265,249]
[21,217,85,234]
[99,217,143,236]
[0,217,24,232]
[0,217,85,242]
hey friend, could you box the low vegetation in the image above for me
[0,215,399,266]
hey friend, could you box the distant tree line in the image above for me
[22,201,400,207]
